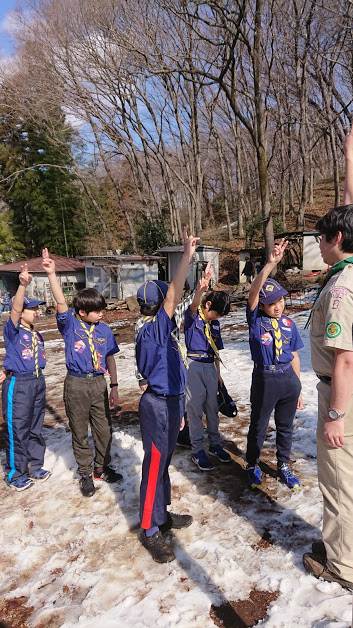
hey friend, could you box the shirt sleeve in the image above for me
[323,287,353,350]
[212,321,224,350]
[105,328,120,356]
[184,306,197,330]
[3,319,19,342]
[290,322,304,352]
[56,309,73,336]
[246,303,258,330]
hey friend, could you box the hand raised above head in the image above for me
[182,226,200,262]
[268,238,288,265]
[42,248,56,274]
[19,263,32,287]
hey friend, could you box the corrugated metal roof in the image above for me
[155,245,221,253]
[0,254,85,273]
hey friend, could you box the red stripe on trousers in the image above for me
[141,442,162,529]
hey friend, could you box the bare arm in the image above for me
[247,239,288,311]
[163,228,199,319]
[10,264,32,326]
[291,351,304,409]
[106,354,119,408]
[42,248,68,313]
[190,262,212,314]
[343,126,353,205]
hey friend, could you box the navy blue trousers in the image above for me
[139,390,185,529]
[246,367,301,466]
[2,374,46,481]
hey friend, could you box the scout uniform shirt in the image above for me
[246,305,304,366]
[310,265,353,377]
[57,309,119,374]
[135,306,186,396]
[184,307,224,362]
[3,320,46,373]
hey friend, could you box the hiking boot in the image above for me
[277,463,300,489]
[209,445,231,463]
[79,475,95,497]
[93,466,123,483]
[303,552,353,591]
[246,464,262,487]
[312,540,326,561]
[191,450,215,471]
[30,468,51,482]
[139,530,175,563]
[160,512,193,534]
[6,475,34,491]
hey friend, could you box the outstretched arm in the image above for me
[343,126,353,205]
[248,239,288,311]
[190,262,213,314]
[42,248,68,313]
[163,228,199,319]
[11,264,32,326]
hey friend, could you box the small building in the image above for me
[80,254,163,299]
[155,245,221,290]
[277,230,327,272]
[0,255,86,303]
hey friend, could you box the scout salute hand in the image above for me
[19,263,32,287]
[11,263,33,326]
[41,248,56,275]
[268,238,289,266]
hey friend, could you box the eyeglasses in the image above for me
[314,234,322,244]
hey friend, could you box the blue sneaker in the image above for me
[191,450,215,471]
[30,468,51,482]
[246,464,262,487]
[277,463,300,489]
[209,445,231,463]
[6,476,34,491]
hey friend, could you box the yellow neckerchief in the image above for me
[20,324,40,377]
[137,315,188,368]
[197,306,224,366]
[77,317,99,370]
[270,318,283,361]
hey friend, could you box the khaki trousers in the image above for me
[317,380,353,582]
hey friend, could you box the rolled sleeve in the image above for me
[324,289,353,350]
[56,309,72,335]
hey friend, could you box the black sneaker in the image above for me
[79,475,95,497]
[139,530,175,563]
[312,540,326,560]
[160,512,193,533]
[176,424,191,449]
[93,466,123,483]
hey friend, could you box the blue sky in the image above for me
[0,0,17,56]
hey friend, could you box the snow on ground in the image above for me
[0,308,352,628]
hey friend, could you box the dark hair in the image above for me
[202,290,230,316]
[138,302,160,317]
[73,288,106,314]
[316,204,353,253]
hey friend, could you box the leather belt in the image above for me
[317,374,331,384]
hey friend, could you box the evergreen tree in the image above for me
[0,109,85,257]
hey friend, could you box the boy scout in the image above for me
[303,127,353,591]
[2,264,50,490]
[136,229,197,563]
[42,248,122,498]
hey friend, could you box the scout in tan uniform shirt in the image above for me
[303,127,353,591]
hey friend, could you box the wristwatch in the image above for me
[328,408,345,421]
[110,383,118,389]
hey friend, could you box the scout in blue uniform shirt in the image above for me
[42,248,122,498]
[135,229,197,564]
[184,265,231,471]
[246,239,304,489]
[2,264,50,491]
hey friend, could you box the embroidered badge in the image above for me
[325,322,342,338]
[261,332,273,345]
[329,287,348,310]
[22,348,33,360]
[22,333,30,341]
[281,318,292,327]
[265,284,274,292]
[74,340,86,353]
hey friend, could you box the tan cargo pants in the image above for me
[317,379,353,582]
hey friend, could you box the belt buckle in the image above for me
[269,365,276,372]
[86,373,94,379]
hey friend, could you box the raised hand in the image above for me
[197,261,213,292]
[42,248,56,275]
[268,239,288,265]
[19,263,32,287]
[182,226,200,262]
[344,126,353,160]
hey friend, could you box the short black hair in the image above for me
[202,290,231,316]
[73,288,106,314]
[139,302,160,317]
[316,204,353,253]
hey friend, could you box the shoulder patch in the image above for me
[325,321,342,339]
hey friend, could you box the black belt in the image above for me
[67,371,104,379]
[146,386,185,399]
[6,369,44,378]
[317,374,331,384]
[187,352,214,363]
[254,363,292,374]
